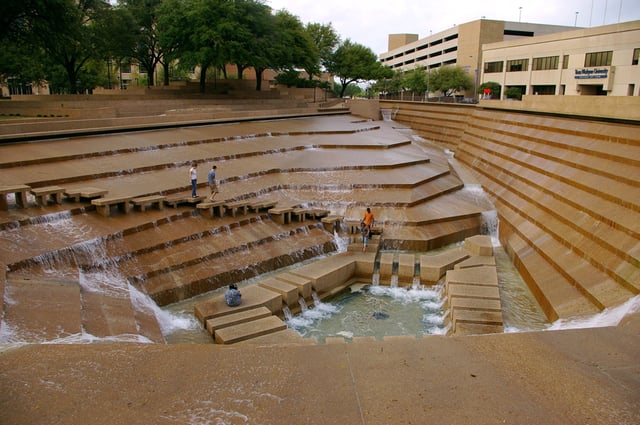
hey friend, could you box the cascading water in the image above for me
[285,282,449,342]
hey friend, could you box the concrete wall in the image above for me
[381,99,639,321]
[480,95,640,121]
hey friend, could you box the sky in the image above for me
[266,0,640,55]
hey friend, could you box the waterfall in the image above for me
[371,273,380,286]
[481,209,499,244]
[390,275,399,288]
[312,292,321,306]
[282,306,293,321]
[412,276,422,290]
[298,297,308,312]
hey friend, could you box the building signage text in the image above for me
[575,67,609,79]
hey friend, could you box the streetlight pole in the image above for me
[519,6,522,22]
[575,11,579,26]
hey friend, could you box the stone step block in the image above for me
[397,253,415,281]
[378,252,394,278]
[214,315,287,344]
[288,254,358,293]
[420,248,469,282]
[258,278,299,307]
[464,235,493,256]
[445,266,498,287]
[194,285,283,325]
[446,283,500,301]
[455,256,496,269]
[453,309,504,328]
[275,273,313,299]
[450,297,502,312]
[453,322,505,336]
[205,306,272,335]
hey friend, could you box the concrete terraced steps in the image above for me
[384,100,639,321]
[0,274,164,344]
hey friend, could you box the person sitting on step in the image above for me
[225,283,242,307]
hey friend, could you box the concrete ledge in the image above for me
[224,200,251,217]
[455,256,496,269]
[420,248,470,282]
[63,186,108,202]
[0,184,31,210]
[194,285,283,325]
[205,306,272,335]
[196,200,225,218]
[214,315,287,344]
[91,196,134,217]
[269,207,294,224]
[258,277,300,307]
[289,255,357,293]
[379,252,394,280]
[398,253,415,282]
[464,235,493,256]
[30,185,65,206]
[446,266,499,287]
[275,273,313,299]
[131,195,166,212]
[321,215,343,232]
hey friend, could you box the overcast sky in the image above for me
[267,0,640,55]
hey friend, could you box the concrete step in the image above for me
[141,226,335,305]
[213,316,287,344]
[205,306,272,335]
[2,278,82,343]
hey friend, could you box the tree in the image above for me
[304,22,339,80]
[27,0,112,93]
[428,66,473,97]
[403,66,429,94]
[326,39,391,98]
[271,11,317,78]
[158,0,234,93]
[478,81,501,99]
[223,0,272,85]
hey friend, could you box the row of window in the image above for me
[381,34,459,64]
[484,49,640,73]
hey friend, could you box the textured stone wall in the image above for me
[382,100,639,321]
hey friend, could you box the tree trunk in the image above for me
[163,62,170,86]
[255,68,263,91]
[199,64,208,93]
[236,64,245,79]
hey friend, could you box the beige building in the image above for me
[379,19,576,95]
[480,20,640,98]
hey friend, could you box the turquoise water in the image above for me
[286,283,450,343]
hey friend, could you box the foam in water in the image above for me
[286,283,448,341]
[546,295,640,331]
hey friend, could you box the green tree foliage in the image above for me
[326,39,391,98]
[403,66,429,94]
[478,81,501,99]
[271,11,318,79]
[118,0,166,86]
[304,22,340,79]
[428,66,474,97]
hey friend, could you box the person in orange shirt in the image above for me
[361,208,374,252]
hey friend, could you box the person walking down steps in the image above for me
[361,207,375,252]
[189,163,198,197]
[208,165,218,201]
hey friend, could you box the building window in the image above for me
[633,48,640,65]
[532,56,559,70]
[484,61,503,73]
[584,51,612,67]
[562,55,569,69]
[507,59,529,72]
